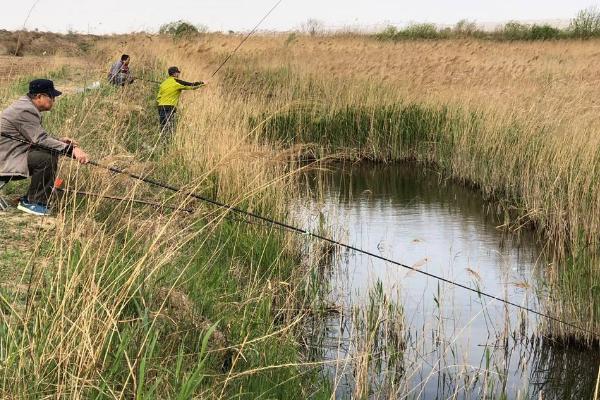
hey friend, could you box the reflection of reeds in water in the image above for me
[316,277,599,398]
[350,281,406,398]
[296,207,597,398]
[289,165,596,397]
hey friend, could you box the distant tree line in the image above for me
[374,7,600,41]
[137,6,600,43]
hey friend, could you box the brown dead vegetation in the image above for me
[0,29,100,57]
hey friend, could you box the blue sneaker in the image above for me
[17,197,51,216]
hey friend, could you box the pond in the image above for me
[295,162,598,399]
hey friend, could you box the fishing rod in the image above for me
[210,0,284,77]
[134,76,162,84]
[55,187,194,213]
[56,187,281,229]
[2,133,598,339]
[133,0,283,85]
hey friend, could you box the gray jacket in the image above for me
[0,96,69,178]
[108,60,131,85]
[108,60,123,83]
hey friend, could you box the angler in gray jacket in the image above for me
[107,54,134,86]
[0,79,89,216]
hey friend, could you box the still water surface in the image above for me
[296,163,598,399]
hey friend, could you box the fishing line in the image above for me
[2,133,598,340]
[210,0,284,78]
[133,0,282,87]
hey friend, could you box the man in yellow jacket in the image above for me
[156,66,204,136]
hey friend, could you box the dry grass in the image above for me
[222,36,600,242]
[0,55,89,80]
[2,32,599,397]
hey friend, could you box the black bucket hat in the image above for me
[28,79,62,97]
[168,66,181,76]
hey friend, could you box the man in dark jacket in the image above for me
[0,79,89,216]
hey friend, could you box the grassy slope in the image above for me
[0,46,330,398]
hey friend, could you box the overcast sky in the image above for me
[1,0,598,34]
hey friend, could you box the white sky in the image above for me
[1,0,599,34]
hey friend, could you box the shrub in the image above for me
[500,21,531,40]
[402,23,441,39]
[453,19,479,37]
[529,24,561,40]
[569,7,600,38]
[373,20,565,42]
[78,41,92,54]
[376,24,443,41]
[6,40,25,56]
[159,20,207,38]
[284,32,297,46]
[375,26,400,41]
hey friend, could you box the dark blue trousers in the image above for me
[158,106,176,136]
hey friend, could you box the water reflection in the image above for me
[296,162,599,399]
